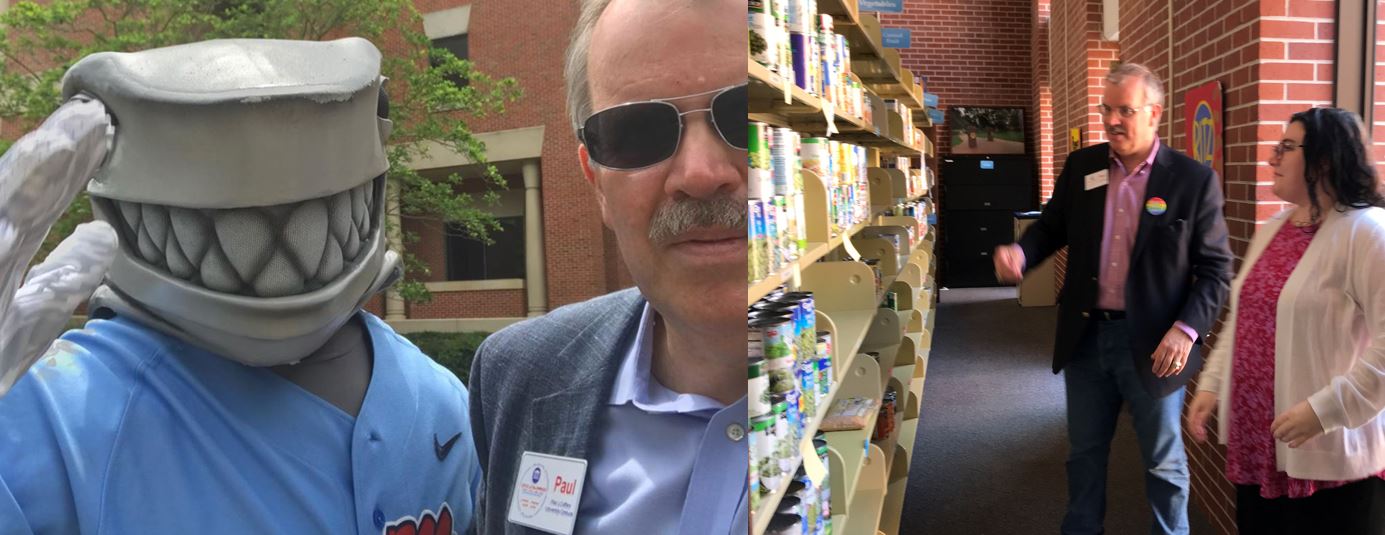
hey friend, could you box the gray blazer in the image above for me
[468,288,645,534]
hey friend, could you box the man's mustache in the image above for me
[649,195,747,245]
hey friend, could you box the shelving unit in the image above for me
[748,2,940,530]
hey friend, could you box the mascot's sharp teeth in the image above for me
[112,176,377,296]
[350,184,366,230]
[343,223,361,261]
[284,197,329,276]
[318,238,344,282]
[164,231,195,279]
[169,207,210,266]
[328,189,353,246]
[118,200,142,231]
[140,204,170,250]
[199,243,243,294]
[213,209,274,283]
[253,249,304,297]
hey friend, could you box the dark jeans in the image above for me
[1062,319,1190,535]
[1236,477,1385,535]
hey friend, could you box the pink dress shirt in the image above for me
[1015,138,1197,342]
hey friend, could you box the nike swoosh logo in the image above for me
[434,432,462,461]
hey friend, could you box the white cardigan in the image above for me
[1197,205,1385,481]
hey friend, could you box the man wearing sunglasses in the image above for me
[994,63,1234,534]
[466,0,747,534]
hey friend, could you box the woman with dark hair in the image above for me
[1186,106,1385,534]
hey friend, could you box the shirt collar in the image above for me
[1110,136,1161,174]
[607,303,726,415]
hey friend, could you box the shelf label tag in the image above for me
[824,100,838,135]
[783,75,792,104]
[791,262,802,288]
[801,440,826,487]
[842,229,862,261]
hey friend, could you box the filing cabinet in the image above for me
[940,156,1036,287]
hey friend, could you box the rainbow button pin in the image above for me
[1145,197,1168,216]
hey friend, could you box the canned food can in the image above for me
[788,293,816,351]
[770,196,791,267]
[798,358,818,421]
[748,429,761,511]
[790,32,809,90]
[749,122,772,170]
[749,357,771,419]
[763,197,781,270]
[749,201,767,282]
[766,513,802,535]
[755,318,796,395]
[748,1,773,68]
[815,437,832,525]
[752,414,778,494]
[816,354,832,404]
[800,137,828,178]
[771,397,796,478]
[748,323,764,358]
[784,388,803,444]
[863,258,882,295]
[790,472,819,534]
[781,195,800,261]
[771,128,796,197]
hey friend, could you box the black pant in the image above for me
[1236,477,1385,535]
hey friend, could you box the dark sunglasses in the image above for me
[578,83,748,170]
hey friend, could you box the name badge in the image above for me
[1084,169,1109,191]
[507,451,588,535]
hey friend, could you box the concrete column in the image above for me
[385,180,407,321]
[523,160,548,317]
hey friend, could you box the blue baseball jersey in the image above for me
[0,312,479,534]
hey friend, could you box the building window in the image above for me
[445,216,524,281]
[430,33,469,88]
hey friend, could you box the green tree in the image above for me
[0,0,522,303]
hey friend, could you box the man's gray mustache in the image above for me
[649,196,747,245]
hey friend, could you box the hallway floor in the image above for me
[898,287,1216,534]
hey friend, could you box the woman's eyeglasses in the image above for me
[1272,140,1306,158]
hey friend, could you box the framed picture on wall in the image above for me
[947,106,1026,155]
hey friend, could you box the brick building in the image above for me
[884,0,1381,532]
[374,1,634,332]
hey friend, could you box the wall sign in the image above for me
[882,28,911,49]
[1184,81,1224,179]
[859,0,904,13]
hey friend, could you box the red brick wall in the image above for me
[1376,0,1385,176]
[364,295,385,317]
[1051,0,1119,168]
[402,0,628,319]
[407,289,525,318]
[1033,0,1055,202]
[880,0,1035,157]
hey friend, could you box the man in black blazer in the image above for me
[995,63,1233,535]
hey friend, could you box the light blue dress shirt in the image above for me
[575,304,749,535]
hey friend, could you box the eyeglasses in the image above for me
[1272,140,1306,158]
[578,83,748,171]
[1095,104,1152,118]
